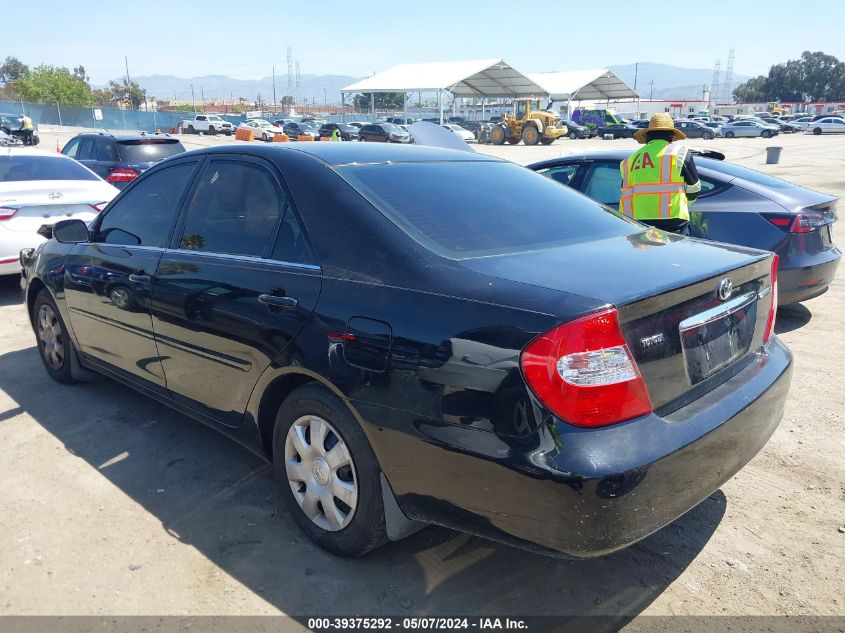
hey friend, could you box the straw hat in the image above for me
[633,113,686,144]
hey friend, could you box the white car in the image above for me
[0,149,118,275]
[238,119,286,141]
[442,124,475,142]
[807,117,845,135]
[790,116,814,130]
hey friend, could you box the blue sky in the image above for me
[8,0,845,83]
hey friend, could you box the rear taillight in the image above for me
[764,212,826,233]
[89,201,108,213]
[763,255,779,343]
[520,308,653,428]
[0,206,19,221]
[106,168,139,183]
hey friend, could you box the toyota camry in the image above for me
[20,143,792,558]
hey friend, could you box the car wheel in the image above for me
[273,384,387,556]
[569,131,578,139]
[725,131,735,138]
[262,132,269,142]
[33,289,74,384]
[703,132,713,140]
[813,127,822,135]
[188,125,195,134]
[208,126,216,135]
[108,285,134,311]
[490,125,507,145]
[761,130,771,138]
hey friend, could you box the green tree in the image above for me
[352,92,405,111]
[733,51,845,103]
[0,56,28,85]
[14,65,92,106]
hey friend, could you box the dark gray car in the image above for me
[528,150,841,304]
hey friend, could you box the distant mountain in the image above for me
[119,73,363,104]
[119,63,752,104]
[609,62,750,101]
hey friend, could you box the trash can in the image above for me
[765,146,783,164]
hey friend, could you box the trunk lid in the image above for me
[461,233,775,413]
[0,180,114,232]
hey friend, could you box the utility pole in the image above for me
[633,62,640,117]
[124,55,131,109]
[649,80,654,101]
[272,65,276,106]
[191,84,195,114]
[200,87,205,112]
[324,88,327,111]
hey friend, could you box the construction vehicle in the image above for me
[489,98,567,146]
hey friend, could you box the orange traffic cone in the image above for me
[56,140,61,153]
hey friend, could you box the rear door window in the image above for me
[178,160,284,258]
[78,137,95,160]
[582,162,623,205]
[63,138,81,159]
[536,163,580,187]
[98,139,118,162]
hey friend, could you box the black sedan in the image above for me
[562,119,593,139]
[318,123,359,141]
[595,123,639,139]
[358,123,410,143]
[283,121,319,140]
[529,150,841,304]
[21,143,791,558]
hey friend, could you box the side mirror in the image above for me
[53,219,90,243]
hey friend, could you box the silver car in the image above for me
[722,119,779,138]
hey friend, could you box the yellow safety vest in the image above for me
[619,140,691,222]
[21,116,33,130]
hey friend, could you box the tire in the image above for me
[208,126,216,135]
[262,132,269,142]
[32,289,75,384]
[490,125,506,145]
[813,127,822,135]
[569,131,578,139]
[725,131,735,138]
[761,130,772,139]
[703,132,713,140]
[521,125,540,145]
[540,137,554,145]
[188,125,195,134]
[272,384,387,557]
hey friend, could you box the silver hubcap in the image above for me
[284,415,357,532]
[110,288,129,309]
[37,304,64,370]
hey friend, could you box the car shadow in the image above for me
[775,303,812,334]
[0,274,23,308]
[0,341,726,627]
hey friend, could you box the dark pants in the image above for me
[640,219,690,235]
[20,129,33,145]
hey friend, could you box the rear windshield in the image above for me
[698,157,794,189]
[117,140,185,163]
[0,155,99,181]
[337,161,637,258]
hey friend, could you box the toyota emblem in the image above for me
[48,192,63,200]
[717,278,733,301]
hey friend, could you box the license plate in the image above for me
[679,292,758,385]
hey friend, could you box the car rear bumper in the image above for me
[779,248,841,304]
[404,338,793,558]
[0,229,43,275]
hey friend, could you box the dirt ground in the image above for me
[0,127,842,624]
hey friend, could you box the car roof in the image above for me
[70,132,179,142]
[1,147,67,158]
[179,142,501,166]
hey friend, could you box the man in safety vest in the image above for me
[619,113,701,234]
[18,113,34,146]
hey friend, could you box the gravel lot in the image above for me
[0,127,842,624]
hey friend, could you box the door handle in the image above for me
[258,294,298,308]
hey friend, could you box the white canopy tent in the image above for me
[341,59,547,123]
[529,69,639,117]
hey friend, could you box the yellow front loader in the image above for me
[489,98,567,146]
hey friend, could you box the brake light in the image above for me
[106,168,139,183]
[764,212,826,233]
[520,308,653,428]
[89,201,108,213]
[0,206,19,221]
[764,255,779,343]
